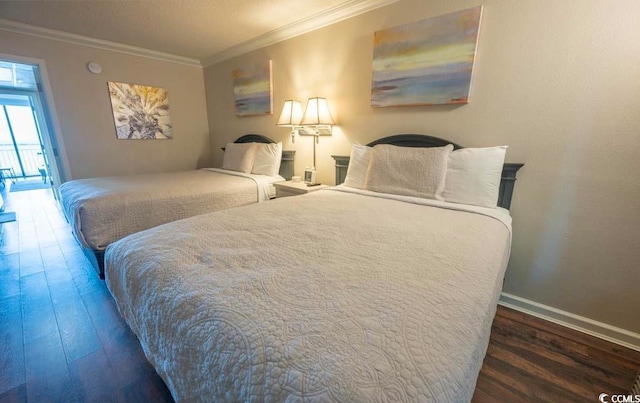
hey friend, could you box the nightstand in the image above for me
[274,181,329,198]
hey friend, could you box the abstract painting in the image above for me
[371,6,482,107]
[233,60,273,117]
[108,82,172,139]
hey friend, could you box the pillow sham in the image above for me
[443,146,507,208]
[343,143,372,189]
[222,143,257,173]
[252,142,283,177]
[364,144,453,200]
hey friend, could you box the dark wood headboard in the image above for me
[223,134,295,180]
[331,134,524,209]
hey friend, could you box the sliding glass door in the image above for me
[0,58,62,194]
[0,93,47,179]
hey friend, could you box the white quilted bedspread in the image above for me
[105,188,512,402]
[59,169,277,250]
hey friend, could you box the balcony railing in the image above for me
[0,143,45,178]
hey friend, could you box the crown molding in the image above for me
[0,18,202,68]
[201,0,399,66]
[0,0,399,68]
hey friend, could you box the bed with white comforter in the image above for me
[60,168,282,251]
[105,186,512,402]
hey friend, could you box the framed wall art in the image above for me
[232,60,273,117]
[371,6,483,107]
[108,81,172,139]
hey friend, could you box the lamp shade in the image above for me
[300,97,335,126]
[276,100,303,126]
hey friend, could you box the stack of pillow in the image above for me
[343,142,507,208]
[221,142,283,177]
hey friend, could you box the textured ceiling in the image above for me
[0,0,366,61]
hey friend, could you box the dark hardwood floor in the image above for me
[1,186,638,402]
[0,186,173,402]
[473,307,640,402]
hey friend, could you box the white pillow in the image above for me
[252,142,282,177]
[343,144,372,189]
[443,146,507,208]
[364,144,453,200]
[222,143,257,173]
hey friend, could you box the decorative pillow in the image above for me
[343,144,372,189]
[252,142,283,177]
[222,143,257,173]
[364,144,453,200]
[443,146,507,208]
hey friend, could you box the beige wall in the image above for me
[204,0,640,334]
[0,31,211,180]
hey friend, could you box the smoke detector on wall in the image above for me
[86,61,102,74]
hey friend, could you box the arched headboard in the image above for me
[223,134,295,180]
[331,134,523,209]
[366,134,463,149]
[233,134,274,144]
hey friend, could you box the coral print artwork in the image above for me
[108,81,173,139]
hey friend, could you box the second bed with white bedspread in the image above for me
[60,168,282,251]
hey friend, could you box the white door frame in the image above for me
[0,53,71,188]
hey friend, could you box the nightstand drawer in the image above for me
[276,187,303,198]
[274,181,328,198]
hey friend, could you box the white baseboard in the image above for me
[499,292,640,352]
